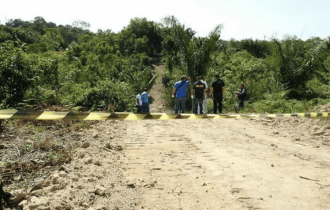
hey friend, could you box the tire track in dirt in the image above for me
[122,120,239,209]
[120,119,330,210]
[12,117,330,209]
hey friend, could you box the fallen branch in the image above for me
[293,142,307,146]
[12,144,20,156]
[238,197,252,199]
[294,154,309,161]
[103,148,115,153]
[299,176,319,182]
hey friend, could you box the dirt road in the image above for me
[121,118,330,210]
[7,117,330,210]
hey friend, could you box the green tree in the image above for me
[0,41,37,106]
[32,16,47,34]
[266,36,330,90]
[42,28,64,50]
[162,16,222,80]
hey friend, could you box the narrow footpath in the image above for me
[149,64,166,113]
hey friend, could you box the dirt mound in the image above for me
[251,117,330,148]
[313,103,330,112]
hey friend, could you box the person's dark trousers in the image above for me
[213,94,223,114]
[238,99,244,109]
[136,105,142,113]
[141,102,149,113]
[194,98,204,114]
[175,97,186,114]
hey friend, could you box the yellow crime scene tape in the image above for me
[0,110,328,121]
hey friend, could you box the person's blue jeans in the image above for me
[141,102,149,113]
[175,97,186,114]
[194,98,204,114]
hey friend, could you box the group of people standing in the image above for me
[172,74,246,114]
[135,74,246,114]
[135,88,149,113]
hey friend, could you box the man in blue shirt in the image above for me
[171,75,191,114]
[141,88,149,113]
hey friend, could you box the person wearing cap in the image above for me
[234,83,247,113]
[141,88,149,113]
[210,74,226,114]
[172,75,191,114]
[191,76,206,114]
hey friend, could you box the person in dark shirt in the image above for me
[234,83,247,113]
[210,74,226,114]
[191,76,206,114]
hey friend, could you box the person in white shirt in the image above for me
[136,93,142,113]
[201,77,208,114]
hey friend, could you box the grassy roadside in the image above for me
[0,120,95,194]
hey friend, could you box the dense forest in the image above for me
[0,16,330,113]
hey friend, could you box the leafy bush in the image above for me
[78,81,135,112]
[0,41,38,106]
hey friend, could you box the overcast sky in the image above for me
[1,0,329,40]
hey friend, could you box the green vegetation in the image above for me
[0,16,329,113]
[2,162,9,168]
[23,142,33,149]
[47,152,61,161]
[0,17,160,111]
[161,16,330,113]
